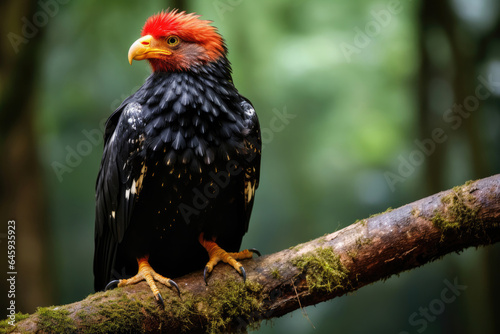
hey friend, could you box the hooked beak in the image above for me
[128,35,172,64]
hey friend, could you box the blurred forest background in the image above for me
[1,0,500,333]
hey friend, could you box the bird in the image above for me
[93,10,261,305]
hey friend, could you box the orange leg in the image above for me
[198,233,259,284]
[107,255,179,306]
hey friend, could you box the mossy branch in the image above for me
[5,174,500,333]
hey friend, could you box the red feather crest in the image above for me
[142,10,225,62]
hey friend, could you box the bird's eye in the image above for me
[167,36,180,47]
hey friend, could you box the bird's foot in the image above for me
[106,255,179,306]
[199,233,260,285]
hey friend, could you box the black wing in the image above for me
[93,101,147,291]
[240,97,261,233]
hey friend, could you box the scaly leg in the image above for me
[105,255,179,306]
[199,233,260,284]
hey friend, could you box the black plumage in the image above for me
[93,55,261,291]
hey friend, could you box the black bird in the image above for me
[93,10,261,304]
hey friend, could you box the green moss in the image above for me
[75,310,88,322]
[346,249,358,259]
[353,219,368,226]
[0,313,29,334]
[355,236,372,247]
[158,280,263,333]
[292,247,350,293]
[271,267,283,279]
[464,180,475,187]
[3,279,264,333]
[289,243,305,251]
[202,280,263,333]
[167,295,197,331]
[79,294,151,334]
[354,207,393,227]
[369,207,393,219]
[410,207,420,217]
[347,233,372,260]
[37,307,76,334]
[71,279,264,333]
[431,184,483,241]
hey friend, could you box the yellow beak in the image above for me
[128,35,172,64]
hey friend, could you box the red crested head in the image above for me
[128,10,226,72]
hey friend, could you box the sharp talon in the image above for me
[156,292,164,307]
[240,266,246,282]
[105,280,120,291]
[249,248,261,257]
[204,266,210,285]
[169,279,180,296]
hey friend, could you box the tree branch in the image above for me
[6,175,500,333]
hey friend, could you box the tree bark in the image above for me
[6,174,500,333]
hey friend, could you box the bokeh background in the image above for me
[1,0,500,333]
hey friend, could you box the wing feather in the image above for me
[93,101,146,291]
[240,98,261,233]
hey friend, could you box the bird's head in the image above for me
[128,10,226,72]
